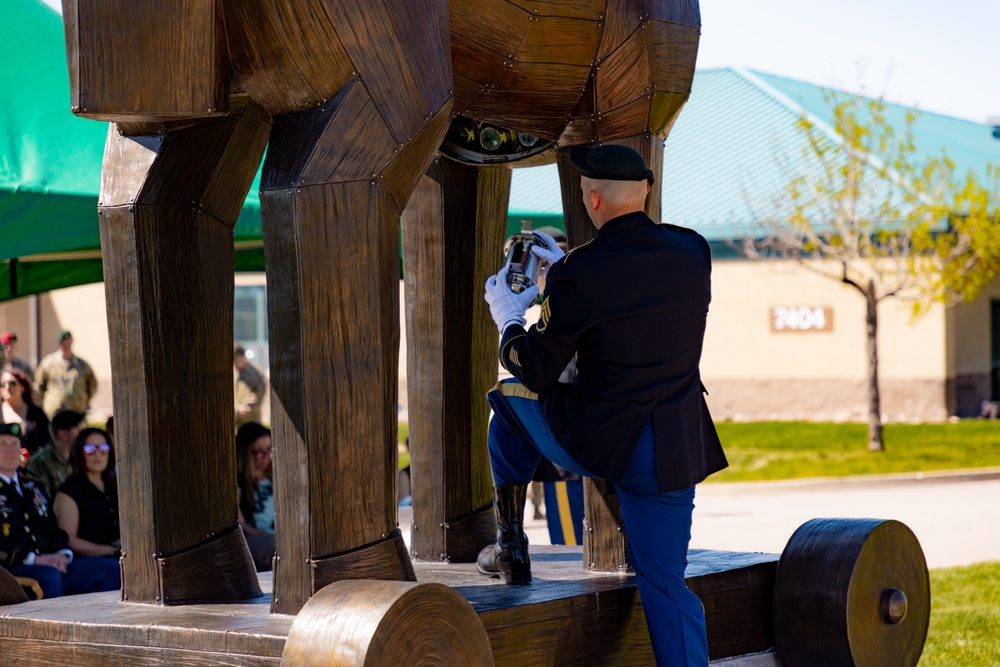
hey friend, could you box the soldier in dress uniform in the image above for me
[478,145,728,667]
[35,330,98,418]
[0,423,119,599]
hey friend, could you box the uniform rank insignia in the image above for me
[537,299,551,333]
[31,486,47,516]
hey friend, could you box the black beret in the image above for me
[51,409,85,431]
[569,144,655,185]
[0,423,22,438]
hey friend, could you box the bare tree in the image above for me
[743,92,999,452]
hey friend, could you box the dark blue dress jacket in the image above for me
[499,211,728,492]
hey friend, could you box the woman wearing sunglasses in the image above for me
[53,428,122,565]
[236,421,274,572]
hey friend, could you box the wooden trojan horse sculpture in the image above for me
[61,0,700,614]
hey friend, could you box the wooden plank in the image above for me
[312,531,415,590]
[99,107,268,604]
[264,79,399,187]
[517,16,603,67]
[0,548,777,664]
[598,95,654,141]
[646,19,701,95]
[644,0,702,26]
[323,0,451,145]
[261,175,410,613]
[506,0,606,21]
[158,526,262,605]
[222,0,325,113]
[379,101,454,212]
[649,91,689,139]
[68,0,227,121]
[451,36,508,116]
[558,75,598,147]
[598,0,645,61]
[490,62,592,94]
[0,637,280,667]
[222,0,354,114]
[582,478,629,572]
[451,0,532,62]
[402,160,509,563]
[596,26,652,113]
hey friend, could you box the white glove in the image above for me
[530,230,566,266]
[484,266,539,334]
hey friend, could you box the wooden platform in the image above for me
[0,547,778,666]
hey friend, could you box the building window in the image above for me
[235,285,268,371]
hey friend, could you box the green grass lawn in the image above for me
[710,421,1000,482]
[398,419,1000,481]
[923,561,1000,666]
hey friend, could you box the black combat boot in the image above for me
[476,484,531,584]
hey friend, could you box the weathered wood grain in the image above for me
[63,0,227,122]
[311,530,416,591]
[0,568,29,605]
[158,525,261,605]
[262,70,447,609]
[98,101,269,604]
[322,0,451,146]
[774,518,930,667]
[0,548,778,665]
[645,0,702,25]
[222,0,354,115]
[261,179,403,614]
[402,159,509,563]
[282,580,493,667]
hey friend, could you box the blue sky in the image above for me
[41,0,998,123]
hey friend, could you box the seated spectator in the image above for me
[53,428,121,561]
[0,423,119,599]
[27,409,85,497]
[236,422,274,571]
[1,367,50,459]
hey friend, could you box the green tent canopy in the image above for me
[0,0,266,301]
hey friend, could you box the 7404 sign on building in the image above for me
[771,306,834,332]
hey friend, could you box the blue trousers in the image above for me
[487,380,709,667]
[11,556,121,599]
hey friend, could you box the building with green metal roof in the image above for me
[511,67,1000,241]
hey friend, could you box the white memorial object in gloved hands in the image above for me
[485,266,539,334]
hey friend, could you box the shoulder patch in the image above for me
[536,299,552,333]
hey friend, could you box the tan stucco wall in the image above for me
[0,284,113,420]
[701,258,951,422]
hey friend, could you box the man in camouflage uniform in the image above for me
[26,409,85,498]
[234,345,267,427]
[35,331,97,418]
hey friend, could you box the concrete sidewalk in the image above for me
[689,470,1000,568]
[403,470,1000,569]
